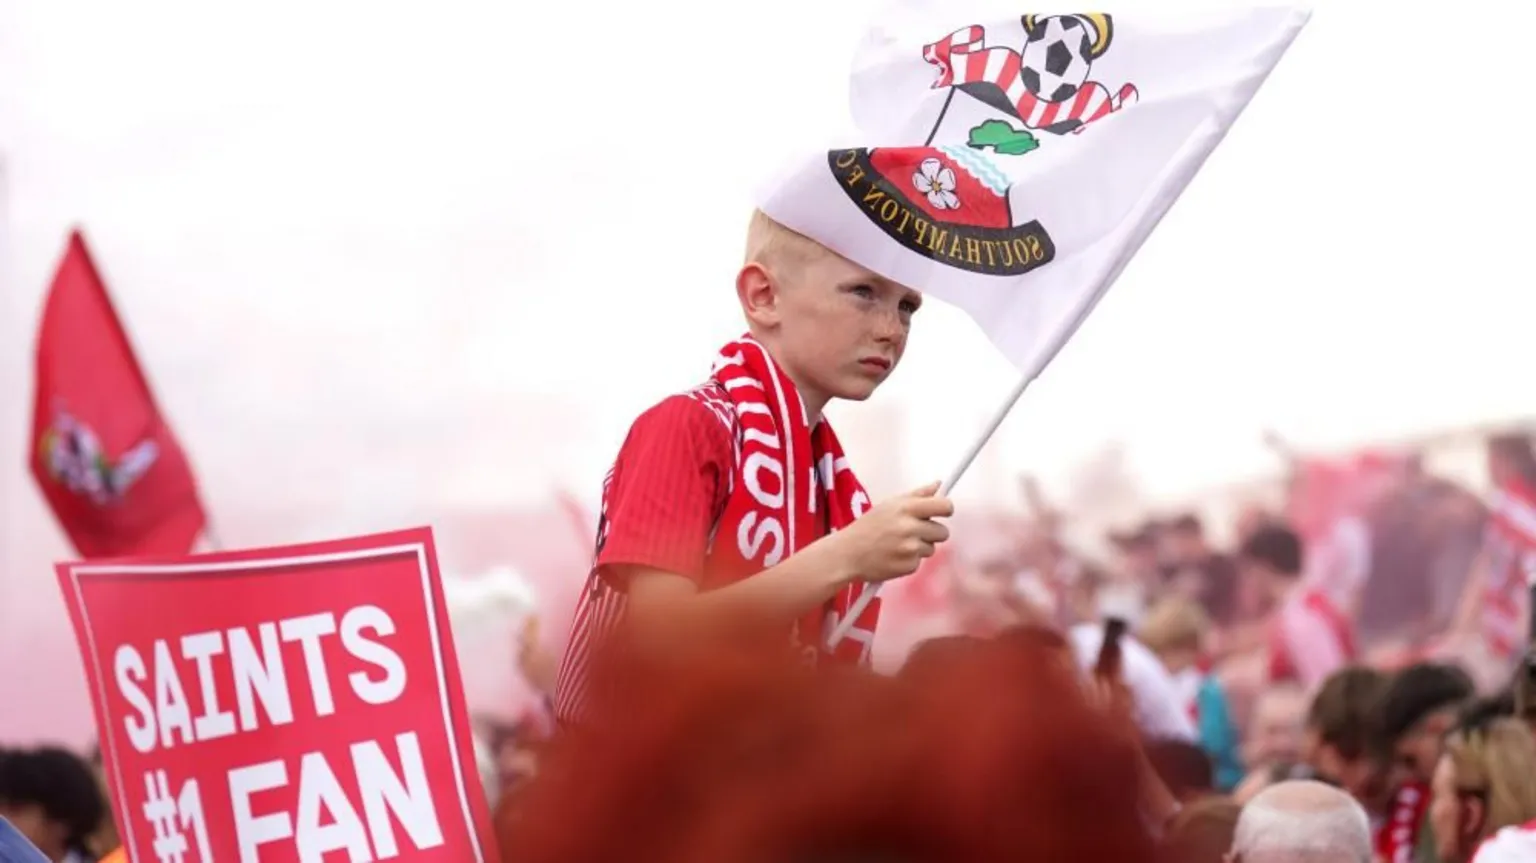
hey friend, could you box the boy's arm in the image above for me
[620,538,855,645]
[622,483,951,646]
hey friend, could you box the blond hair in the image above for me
[744,209,826,270]
[1444,717,1536,844]
[1137,598,1210,655]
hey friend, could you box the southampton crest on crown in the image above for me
[831,13,1138,276]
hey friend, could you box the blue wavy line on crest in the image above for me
[936,144,1011,197]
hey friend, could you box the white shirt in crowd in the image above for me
[1472,821,1536,863]
[1068,622,1197,743]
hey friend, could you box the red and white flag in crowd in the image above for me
[30,229,207,558]
[56,527,499,863]
[758,2,1309,373]
[1482,476,1536,661]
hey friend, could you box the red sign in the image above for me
[57,528,500,863]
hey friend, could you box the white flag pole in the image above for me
[825,54,1297,649]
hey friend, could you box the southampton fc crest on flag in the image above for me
[830,146,1055,276]
[829,14,1140,277]
[760,1,1308,372]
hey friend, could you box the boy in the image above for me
[552,211,954,728]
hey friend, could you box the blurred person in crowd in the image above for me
[1246,523,1355,689]
[1516,658,1536,735]
[1161,514,1243,629]
[513,630,1162,862]
[1228,779,1373,863]
[1160,796,1241,863]
[1361,476,1487,664]
[1372,663,1476,862]
[1233,685,1310,804]
[79,746,115,858]
[1146,738,1217,803]
[1299,667,1436,862]
[1469,820,1536,863]
[1068,617,1198,743]
[0,748,107,863]
[552,211,954,728]
[1139,598,1244,790]
[1356,481,1486,668]
[1301,668,1390,799]
[1377,663,1476,787]
[1446,434,1536,692]
[1108,521,1163,617]
[1063,562,1114,627]
[1235,504,1282,544]
[1428,716,1536,863]
[1458,691,1516,727]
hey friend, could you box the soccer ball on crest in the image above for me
[1018,15,1101,103]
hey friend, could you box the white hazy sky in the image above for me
[2,0,1534,538]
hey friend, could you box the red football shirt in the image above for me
[594,394,733,585]
[552,389,734,726]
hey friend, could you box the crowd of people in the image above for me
[461,427,1536,861]
[2,435,1533,862]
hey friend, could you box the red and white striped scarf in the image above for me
[922,25,1138,134]
[710,336,881,664]
[1375,781,1429,863]
[1481,478,1536,661]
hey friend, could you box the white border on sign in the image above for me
[66,542,486,863]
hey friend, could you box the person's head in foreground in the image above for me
[1427,715,1536,863]
[509,631,1157,863]
[740,210,922,415]
[1376,661,1475,785]
[0,747,107,863]
[1227,780,1371,863]
[1302,666,1389,800]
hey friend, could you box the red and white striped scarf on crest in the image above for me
[1481,477,1536,661]
[922,25,1138,134]
[709,336,881,664]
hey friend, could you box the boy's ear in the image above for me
[736,262,780,330]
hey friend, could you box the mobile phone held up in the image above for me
[1096,616,1127,679]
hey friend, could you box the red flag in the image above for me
[29,229,206,558]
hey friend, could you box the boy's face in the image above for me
[745,245,921,407]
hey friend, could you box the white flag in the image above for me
[758,3,1309,372]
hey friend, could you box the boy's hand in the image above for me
[833,481,953,583]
